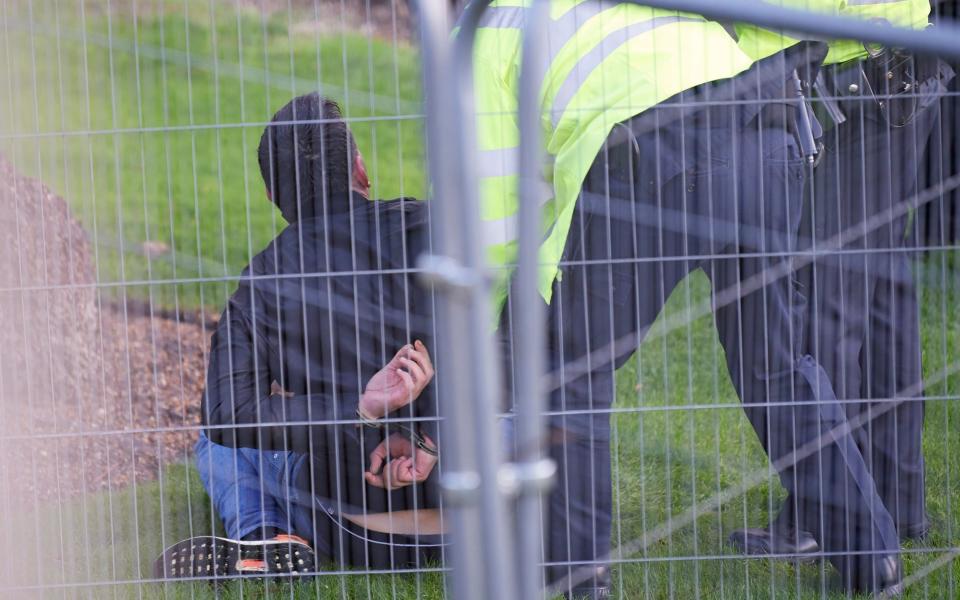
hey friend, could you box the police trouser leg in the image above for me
[706,110,901,590]
[542,189,657,593]
[801,88,942,538]
[863,250,928,537]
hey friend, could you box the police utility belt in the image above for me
[813,46,947,130]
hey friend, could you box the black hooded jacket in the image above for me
[202,194,436,449]
[201,194,439,565]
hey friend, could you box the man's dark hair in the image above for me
[258,93,358,223]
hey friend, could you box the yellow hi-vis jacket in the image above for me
[734,0,930,65]
[472,0,753,314]
[825,0,931,65]
[736,0,845,61]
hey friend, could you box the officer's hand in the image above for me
[359,340,434,419]
[364,433,438,490]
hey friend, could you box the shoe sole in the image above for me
[153,535,316,581]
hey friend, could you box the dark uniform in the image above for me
[732,54,954,559]
[526,42,904,594]
[805,56,953,537]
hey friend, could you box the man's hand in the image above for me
[364,433,438,490]
[358,340,434,419]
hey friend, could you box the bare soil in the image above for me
[0,156,214,504]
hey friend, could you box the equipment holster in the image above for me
[818,47,953,130]
[860,47,927,127]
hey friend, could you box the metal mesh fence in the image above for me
[0,0,958,598]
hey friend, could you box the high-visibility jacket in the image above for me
[825,0,931,65]
[735,0,845,62]
[472,0,753,313]
[734,0,931,65]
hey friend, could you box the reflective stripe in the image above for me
[533,178,554,205]
[480,1,614,34]
[547,2,619,55]
[478,146,521,178]
[477,146,555,178]
[551,16,700,125]
[482,213,520,246]
[481,179,554,245]
[478,5,526,28]
[480,1,621,64]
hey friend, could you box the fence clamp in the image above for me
[498,458,557,498]
[440,470,482,506]
[416,254,483,293]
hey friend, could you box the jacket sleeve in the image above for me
[201,296,344,452]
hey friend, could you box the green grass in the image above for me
[1,0,425,311]
[2,2,958,598]
[7,271,957,599]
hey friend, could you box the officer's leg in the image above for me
[542,180,622,593]
[543,198,630,597]
[803,123,870,404]
[862,247,928,539]
[711,108,901,592]
[855,96,941,539]
[544,125,692,596]
[755,62,947,554]
[734,108,873,560]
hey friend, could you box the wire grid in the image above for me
[0,0,958,599]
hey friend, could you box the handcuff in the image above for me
[356,408,439,458]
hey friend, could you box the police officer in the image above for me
[470,0,901,596]
[730,0,954,578]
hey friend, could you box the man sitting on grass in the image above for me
[159,94,443,580]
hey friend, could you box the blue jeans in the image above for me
[194,433,326,552]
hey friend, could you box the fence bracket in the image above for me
[440,470,483,505]
[416,254,484,293]
[498,458,556,498]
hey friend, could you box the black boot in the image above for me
[566,566,611,600]
[844,554,903,597]
[728,526,819,558]
[728,506,819,559]
[898,516,930,543]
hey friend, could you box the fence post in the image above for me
[413,1,517,598]
[512,0,556,598]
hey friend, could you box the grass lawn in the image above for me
[4,272,956,599]
[1,2,958,598]
[1,0,426,311]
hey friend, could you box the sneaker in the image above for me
[153,534,316,580]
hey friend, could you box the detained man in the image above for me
[156,94,443,579]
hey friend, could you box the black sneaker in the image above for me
[153,534,316,580]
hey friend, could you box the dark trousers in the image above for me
[786,60,950,539]
[542,95,900,590]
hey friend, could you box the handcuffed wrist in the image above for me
[356,406,382,428]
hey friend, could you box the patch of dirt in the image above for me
[0,156,215,504]
[283,0,415,41]
[78,0,422,42]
